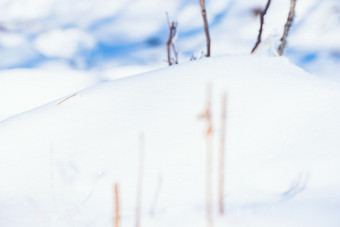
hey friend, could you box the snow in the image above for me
[0,68,100,121]
[0,0,339,226]
[0,55,340,226]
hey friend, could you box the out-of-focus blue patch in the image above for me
[0,55,44,69]
[300,53,318,64]
[145,37,163,47]
[95,42,145,57]
[332,52,340,60]
[210,0,235,27]
[286,49,319,67]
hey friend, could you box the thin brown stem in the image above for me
[113,183,120,227]
[199,85,213,227]
[199,0,211,57]
[278,0,296,56]
[251,0,272,54]
[57,93,78,105]
[166,13,178,66]
[167,21,175,66]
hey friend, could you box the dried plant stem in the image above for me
[251,0,271,54]
[278,0,296,56]
[206,132,213,227]
[167,21,176,66]
[136,134,145,227]
[218,93,227,215]
[57,93,78,105]
[199,0,211,57]
[199,85,213,227]
[113,183,120,227]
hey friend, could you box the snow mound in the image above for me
[0,55,340,226]
[0,68,100,122]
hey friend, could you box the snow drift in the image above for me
[0,55,339,226]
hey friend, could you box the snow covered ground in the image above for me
[0,0,340,226]
[1,55,340,226]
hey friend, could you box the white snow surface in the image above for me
[0,55,339,226]
[0,68,101,121]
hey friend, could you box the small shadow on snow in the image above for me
[281,172,309,200]
[225,172,310,214]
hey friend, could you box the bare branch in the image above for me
[278,0,296,56]
[199,0,211,57]
[166,13,178,66]
[251,0,272,54]
[167,21,175,66]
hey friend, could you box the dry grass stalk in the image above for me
[57,93,78,105]
[198,85,213,227]
[278,0,296,56]
[149,175,163,215]
[113,183,120,227]
[136,134,145,227]
[205,86,213,227]
[166,13,178,66]
[251,0,272,54]
[218,93,227,215]
[199,0,211,57]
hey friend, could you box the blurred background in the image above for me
[0,0,339,120]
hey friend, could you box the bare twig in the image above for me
[166,13,178,66]
[113,183,120,227]
[205,86,213,227]
[136,134,145,227]
[199,0,211,57]
[251,0,272,54]
[278,0,296,56]
[167,21,176,66]
[199,85,213,227]
[218,93,227,215]
[57,93,78,105]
